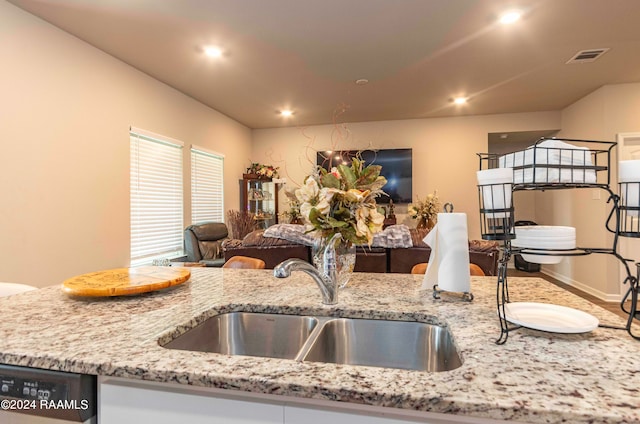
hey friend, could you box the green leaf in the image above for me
[309,208,323,226]
[339,226,359,245]
[338,164,357,189]
[357,176,387,193]
[321,173,341,189]
[351,157,362,173]
[359,165,381,184]
[367,176,387,191]
[326,217,349,228]
[333,206,352,221]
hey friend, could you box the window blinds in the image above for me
[191,146,224,224]
[130,129,184,266]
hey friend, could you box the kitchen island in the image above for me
[0,268,637,423]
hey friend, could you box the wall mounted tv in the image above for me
[316,148,412,204]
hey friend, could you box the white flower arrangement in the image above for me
[295,157,387,245]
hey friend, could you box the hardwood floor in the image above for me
[507,268,633,320]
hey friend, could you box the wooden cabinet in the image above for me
[240,175,280,229]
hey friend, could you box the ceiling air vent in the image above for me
[566,48,610,64]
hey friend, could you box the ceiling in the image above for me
[8,0,640,129]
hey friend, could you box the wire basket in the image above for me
[618,181,640,237]
[478,182,515,240]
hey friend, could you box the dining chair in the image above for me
[410,263,486,276]
[222,256,266,269]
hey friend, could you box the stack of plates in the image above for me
[512,226,576,264]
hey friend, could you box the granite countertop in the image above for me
[0,268,637,423]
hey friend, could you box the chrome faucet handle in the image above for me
[273,259,338,305]
[272,234,343,306]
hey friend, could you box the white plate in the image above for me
[499,302,599,333]
[519,254,564,264]
[515,226,575,238]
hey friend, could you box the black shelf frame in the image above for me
[478,137,639,344]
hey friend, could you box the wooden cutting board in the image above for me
[62,266,191,297]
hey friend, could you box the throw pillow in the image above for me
[371,224,413,248]
[263,224,316,246]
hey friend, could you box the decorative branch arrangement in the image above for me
[226,209,257,239]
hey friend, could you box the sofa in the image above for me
[223,226,499,275]
[184,222,229,267]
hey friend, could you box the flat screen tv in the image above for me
[316,148,412,204]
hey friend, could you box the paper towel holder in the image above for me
[432,203,475,302]
[433,286,474,302]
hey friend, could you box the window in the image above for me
[191,146,224,224]
[130,128,184,266]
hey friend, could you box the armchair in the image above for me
[184,222,229,267]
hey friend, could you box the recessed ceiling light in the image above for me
[453,97,467,105]
[355,79,369,85]
[204,46,223,58]
[280,110,294,117]
[499,11,521,24]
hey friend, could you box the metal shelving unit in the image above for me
[477,138,639,344]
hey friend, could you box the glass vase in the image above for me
[311,236,356,289]
[417,216,436,232]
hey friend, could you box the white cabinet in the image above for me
[284,405,521,424]
[99,377,522,424]
[99,378,283,424]
[285,406,420,424]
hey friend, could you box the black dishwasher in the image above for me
[0,364,96,423]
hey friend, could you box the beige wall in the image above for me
[6,0,637,300]
[252,112,561,240]
[0,1,251,287]
[536,83,640,299]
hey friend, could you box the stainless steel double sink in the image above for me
[163,312,462,372]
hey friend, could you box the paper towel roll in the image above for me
[421,213,471,293]
[477,168,513,218]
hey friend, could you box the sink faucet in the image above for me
[273,233,341,305]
